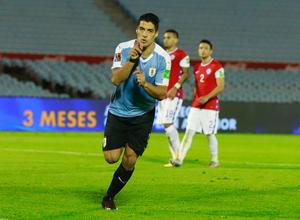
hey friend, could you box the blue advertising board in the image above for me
[0,97,299,134]
[0,97,238,132]
[0,97,107,131]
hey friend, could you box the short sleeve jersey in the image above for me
[168,48,190,99]
[192,59,225,111]
[109,39,171,117]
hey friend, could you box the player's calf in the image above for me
[122,145,138,170]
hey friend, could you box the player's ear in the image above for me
[154,31,159,38]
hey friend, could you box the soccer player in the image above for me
[101,13,171,210]
[157,29,190,167]
[179,39,225,168]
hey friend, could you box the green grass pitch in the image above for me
[0,132,299,220]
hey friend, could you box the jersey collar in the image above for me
[140,53,153,63]
[167,47,178,54]
[201,58,214,67]
[140,43,156,63]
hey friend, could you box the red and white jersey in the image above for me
[168,48,190,99]
[192,59,225,111]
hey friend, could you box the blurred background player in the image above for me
[179,39,225,168]
[102,13,170,210]
[157,29,190,167]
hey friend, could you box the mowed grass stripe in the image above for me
[0,132,299,219]
[1,147,300,169]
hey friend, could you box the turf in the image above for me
[0,132,299,220]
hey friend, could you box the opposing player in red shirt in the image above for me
[179,39,225,168]
[157,29,190,167]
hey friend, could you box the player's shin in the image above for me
[180,129,196,162]
[168,144,176,160]
[165,125,181,160]
[207,134,218,163]
[106,163,134,198]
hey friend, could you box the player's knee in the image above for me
[105,157,119,164]
[104,153,120,164]
[163,123,172,129]
[187,129,196,137]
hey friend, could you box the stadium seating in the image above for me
[182,67,300,103]
[1,0,299,62]
[1,58,113,99]
[117,0,300,62]
[0,0,127,56]
[2,58,299,103]
[0,73,69,98]
[219,68,300,103]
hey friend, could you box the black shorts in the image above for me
[103,109,155,156]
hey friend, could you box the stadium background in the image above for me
[0,0,299,134]
[0,0,299,219]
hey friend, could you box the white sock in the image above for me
[207,134,218,162]
[180,129,196,162]
[165,125,181,160]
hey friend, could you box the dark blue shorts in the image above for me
[103,109,155,156]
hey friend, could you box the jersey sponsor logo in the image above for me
[163,69,170,79]
[114,53,121,62]
[149,67,156,77]
[206,68,211,75]
[170,54,175,60]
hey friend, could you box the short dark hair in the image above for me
[138,13,160,32]
[199,39,213,49]
[165,29,179,38]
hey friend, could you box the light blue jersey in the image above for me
[109,39,171,117]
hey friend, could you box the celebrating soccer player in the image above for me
[179,39,225,168]
[101,13,171,210]
[157,29,190,167]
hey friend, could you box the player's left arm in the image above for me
[168,55,190,98]
[136,69,167,100]
[199,68,225,104]
[136,55,171,100]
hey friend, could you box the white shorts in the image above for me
[157,97,183,124]
[186,107,219,135]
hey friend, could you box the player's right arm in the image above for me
[111,42,143,86]
[177,55,190,86]
[198,68,225,104]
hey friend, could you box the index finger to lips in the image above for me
[135,47,142,54]
[139,42,144,50]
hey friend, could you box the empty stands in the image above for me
[0,0,127,55]
[117,0,300,62]
[0,73,68,98]
[0,1,299,103]
[1,58,113,99]
[2,58,299,103]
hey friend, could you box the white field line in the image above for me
[0,148,300,168]
[222,160,300,168]
[0,148,101,157]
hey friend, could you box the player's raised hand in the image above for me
[198,96,209,104]
[129,41,144,61]
[135,68,146,86]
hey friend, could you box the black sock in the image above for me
[106,164,134,198]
